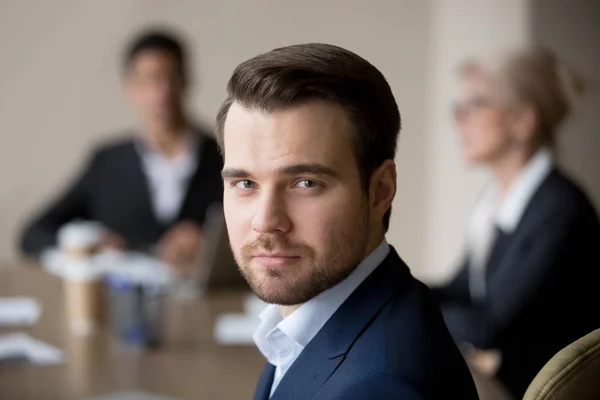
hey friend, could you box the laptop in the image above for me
[196,203,249,293]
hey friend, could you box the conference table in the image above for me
[0,263,265,400]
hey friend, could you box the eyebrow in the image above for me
[221,168,251,180]
[221,162,339,180]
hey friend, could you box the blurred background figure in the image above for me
[19,28,223,270]
[431,47,600,398]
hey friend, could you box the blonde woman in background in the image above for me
[431,47,600,398]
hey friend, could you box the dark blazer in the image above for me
[253,247,479,400]
[20,127,223,256]
[432,169,600,397]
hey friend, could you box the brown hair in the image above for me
[216,43,401,231]
[459,46,585,147]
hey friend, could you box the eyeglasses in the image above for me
[452,96,493,122]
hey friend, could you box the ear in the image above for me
[510,104,538,144]
[369,160,397,224]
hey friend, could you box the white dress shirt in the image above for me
[135,133,199,224]
[253,239,390,397]
[467,147,553,300]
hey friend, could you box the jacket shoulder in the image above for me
[535,169,599,222]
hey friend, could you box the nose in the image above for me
[155,81,173,101]
[251,187,291,235]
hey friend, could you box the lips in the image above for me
[252,253,300,268]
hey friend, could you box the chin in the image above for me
[254,292,306,306]
[244,268,324,306]
[462,149,487,165]
[251,281,311,306]
[149,111,176,124]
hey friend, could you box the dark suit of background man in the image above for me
[20,29,223,268]
[217,43,479,399]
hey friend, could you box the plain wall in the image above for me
[419,0,531,283]
[0,0,431,268]
[531,0,600,210]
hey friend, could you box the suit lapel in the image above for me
[485,170,557,284]
[121,140,161,231]
[177,129,206,220]
[484,227,513,280]
[270,338,346,400]
[270,248,413,400]
[177,126,224,222]
[125,139,159,220]
[253,363,275,400]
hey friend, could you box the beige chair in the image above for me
[523,328,600,400]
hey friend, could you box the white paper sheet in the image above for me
[243,294,267,317]
[213,295,266,345]
[87,391,181,400]
[0,297,42,326]
[41,248,175,287]
[0,333,64,365]
[213,314,260,345]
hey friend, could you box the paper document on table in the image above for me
[0,297,42,326]
[0,333,64,365]
[213,313,260,345]
[243,294,267,316]
[213,295,265,345]
[87,391,181,400]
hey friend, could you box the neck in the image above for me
[490,145,539,196]
[144,115,188,157]
[364,229,385,259]
[280,305,299,319]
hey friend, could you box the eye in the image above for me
[296,180,318,189]
[234,180,257,189]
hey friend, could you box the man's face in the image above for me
[222,100,371,305]
[125,50,185,126]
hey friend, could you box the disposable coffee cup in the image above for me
[65,335,96,396]
[58,221,104,260]
[62,260,105,335]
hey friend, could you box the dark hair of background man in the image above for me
[123,28,188,80]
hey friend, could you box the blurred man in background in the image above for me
[20,28,223,268]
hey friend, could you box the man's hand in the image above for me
[463,347,502,378]
[102,231,127,251]
[157,221,203,273]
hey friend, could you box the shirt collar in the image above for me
[134,129,200,161]
[134,130,200,179]
[253,239,390,359]
[472,147,553,235]
[495,147,553,232]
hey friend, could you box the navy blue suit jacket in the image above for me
[253,247,479,400]
[432,169,600,397]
